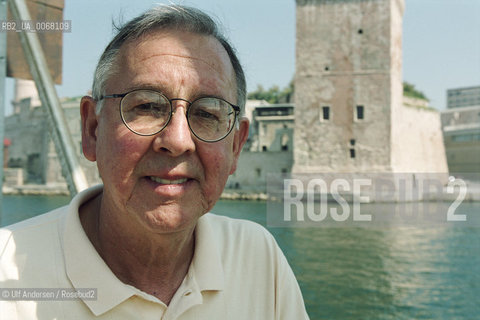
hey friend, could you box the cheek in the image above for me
[96,126,147,185]
[202,146,234,191]
[98,115,143,157]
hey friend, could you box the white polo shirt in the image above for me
[0,185,309,319]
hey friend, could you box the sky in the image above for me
[3,0,480,115]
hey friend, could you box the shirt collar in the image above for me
[192,214,225,291]
[61,185,224,316]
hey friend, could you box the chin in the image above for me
[139,207,200,234]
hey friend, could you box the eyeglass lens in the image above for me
[120,90,236,142]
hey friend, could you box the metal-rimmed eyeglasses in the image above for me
[98,89,241,143]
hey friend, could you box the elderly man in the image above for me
[0,5,309,319]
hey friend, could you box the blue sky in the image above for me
[3,0,480,114]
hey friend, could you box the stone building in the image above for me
[4,80,99,190]
[249,104,294,152]
[441,105,480,173]
[226,103,294,192]
[293,0,448,174]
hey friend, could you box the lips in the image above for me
[149,176,189,185]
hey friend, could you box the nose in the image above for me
[151,102,196,156]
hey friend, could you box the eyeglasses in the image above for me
[98,89,241,143]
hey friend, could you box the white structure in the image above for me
[447,86,480,109]
[13,79,41,111]
[441,105,480,173]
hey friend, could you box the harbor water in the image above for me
[2,195,479,319]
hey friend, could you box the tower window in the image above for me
[349,148,356,158]
[356,105,364,120]
[321,106,330,121]
[358,29,363,34]
[281,133,289,151]
[350,139,356,146]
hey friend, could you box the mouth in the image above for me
[148,176,189,185]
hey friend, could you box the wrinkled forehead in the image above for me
[112,30,236,94]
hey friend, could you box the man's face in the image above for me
[81,30,248,234]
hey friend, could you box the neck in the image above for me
[80,193,196,305]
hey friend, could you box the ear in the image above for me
[80,96,99,162]
[229,117,249,175]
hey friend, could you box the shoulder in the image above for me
[198,214,310,319]
[199,213,282,266]
[0,184,103,255]
[0,207,68,287]
[0,207,67,252]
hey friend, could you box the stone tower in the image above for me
[295,0,417,174]
[294,0,447,175]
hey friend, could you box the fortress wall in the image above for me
[227,151,293,192]
[391,102,448,173]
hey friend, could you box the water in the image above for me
[2,196,480,319]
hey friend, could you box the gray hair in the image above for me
[91,5,246,115]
